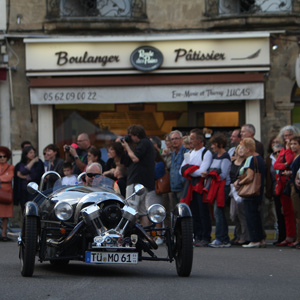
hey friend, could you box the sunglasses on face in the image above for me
[273,151,280,155]
[0,155,7,158]
[86,173,100,178]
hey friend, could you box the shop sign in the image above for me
[25,36,269,73]
[55,51,120,67]
[30,83,264,105]
[130,46,163,71]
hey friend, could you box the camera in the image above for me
[121,135,132,143]
[65,145,70,151]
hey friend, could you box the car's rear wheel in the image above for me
[174,218,193,277]
[20,216,38,277]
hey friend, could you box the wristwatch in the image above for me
[74,155,79,160]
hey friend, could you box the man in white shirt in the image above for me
[180,128,213,247]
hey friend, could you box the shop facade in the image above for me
[24,32,269,155]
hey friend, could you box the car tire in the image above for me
[20,216,38,277]
[175,218,193,277]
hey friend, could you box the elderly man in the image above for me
[64,132,91,175]
[170,130,189,202]
[180,128,213,247]
[240,124,264,158]
[85,162,103,186]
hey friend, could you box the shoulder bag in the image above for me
[0,190,13,205]
[238,156,261,198]
[155,170,171,195]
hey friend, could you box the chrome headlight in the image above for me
[147,204,166,224]
[54,202,73,221]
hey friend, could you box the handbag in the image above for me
[0,189,13,205]
[238,157,261,198]
[155,171,171,195]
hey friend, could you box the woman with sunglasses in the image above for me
[273,125,300,246]
[0,146,14,241]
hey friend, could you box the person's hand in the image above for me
[295,178,300,188]
[17,171,27,179]
[201,171,207,178]
[162,148,170,155]
[233,180,240,190]
[103,170,113,177]
[69,146,77,157]
[282,170,292,176]
[33,156,39,163]
[121,139,129,150]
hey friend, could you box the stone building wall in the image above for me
[8,39,39,150]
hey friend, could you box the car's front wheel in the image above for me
[20,216,38,277]
[174,218,193,277]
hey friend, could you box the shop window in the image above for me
[204,111,239,127]
[46,0,147,20]
[54,103,187,151]
[206,0,292,16]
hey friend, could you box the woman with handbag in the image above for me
[229,145,250,246]
[233,138,266,248]
[273,125,299,246]
[0,146,14,241]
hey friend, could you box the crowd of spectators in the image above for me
[2,123,300,249]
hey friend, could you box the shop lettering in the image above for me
[55,51,120,67]
[174,48,225,62]
[172,87,252,99]
[226,88,251,97]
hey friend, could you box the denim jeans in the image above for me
[214,202,229,243]
[213,185,230,243]
[190,191,212,242]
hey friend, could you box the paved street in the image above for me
[1,233,300,300]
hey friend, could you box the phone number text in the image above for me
[43,91,97,102]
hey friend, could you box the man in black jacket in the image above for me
[121,124,155,226]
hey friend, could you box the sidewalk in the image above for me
[212,225,277,243]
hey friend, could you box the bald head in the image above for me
[85,162,102,186]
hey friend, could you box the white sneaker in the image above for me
[155,237,164,245]
[208,239,224,248]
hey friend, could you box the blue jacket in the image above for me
[170,146,189,192]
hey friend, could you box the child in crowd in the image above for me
[113,164,127,197]
[61,162,77,185]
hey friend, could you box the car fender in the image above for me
[173,202,192,218]
[24,201,39,217]
[172,202,192,229]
